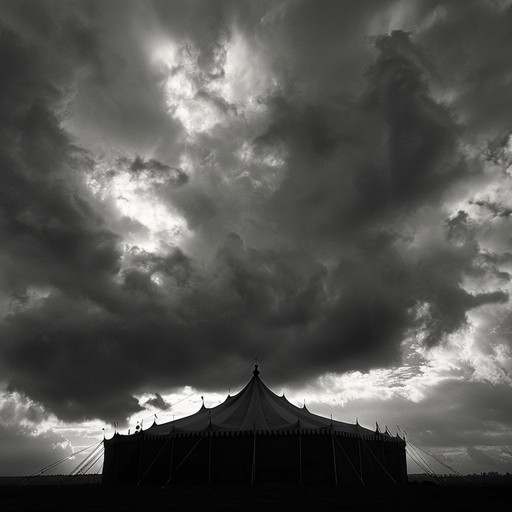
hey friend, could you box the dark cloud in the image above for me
[128,156,189,187]
[261,29,465,242]
[413,0,512,141]
[0,16,122,306]
[365,31,464,203]
[144,393,171,411]
[0,0,511,462]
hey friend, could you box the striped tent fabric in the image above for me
[145,366,375,435]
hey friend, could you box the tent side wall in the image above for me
[102,432,407,486]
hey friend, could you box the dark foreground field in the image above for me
[1,483,511,512]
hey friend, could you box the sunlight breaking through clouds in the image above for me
[152,30,277,137]
[2,0,512,477]
[86,158,190,254]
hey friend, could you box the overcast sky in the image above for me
[1,0,512,477]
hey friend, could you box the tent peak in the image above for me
[253,362,260,377]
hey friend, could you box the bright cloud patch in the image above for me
[86,157,191,254]
[152,30,276,138]
[1,0,512,477]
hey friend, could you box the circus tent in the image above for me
[101,365,407,486]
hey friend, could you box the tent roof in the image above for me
[144,365,376,436]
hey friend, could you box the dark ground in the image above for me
[0,483,511,512]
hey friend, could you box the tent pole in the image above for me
[331,428,338,486]
[136,434,144,486]
[166,434,175,487]
[208,434,212,486]
[381,434,386,475]
[357,435,363,484]
[251,430,257,485]
[112,437,118,485]
[298,428,302,485]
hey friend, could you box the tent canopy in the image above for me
[145,365,375,436]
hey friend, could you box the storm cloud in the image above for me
[0,2,511,479]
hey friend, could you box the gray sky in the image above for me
[0,0,511,476]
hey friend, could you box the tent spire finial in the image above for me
[253,358,260,376]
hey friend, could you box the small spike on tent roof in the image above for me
[253,363,260,376]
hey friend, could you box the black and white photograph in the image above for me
[0,1,511,510]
